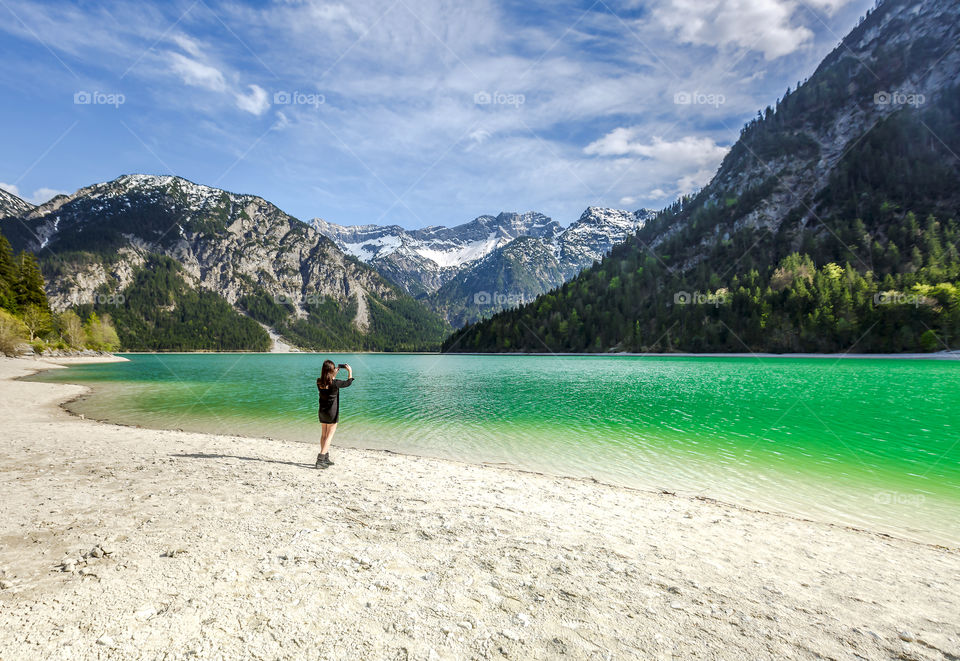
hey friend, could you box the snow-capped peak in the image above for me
[0,186,35,218]
[312,211,563,273]
[311,204,649,298]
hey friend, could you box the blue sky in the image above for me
[0,0,873,229]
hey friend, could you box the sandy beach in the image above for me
[0,357,958,660]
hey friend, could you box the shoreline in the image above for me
[47,372,951,554]
[2,356,959,659]
[448,350,960,360]
[96,350,960,359]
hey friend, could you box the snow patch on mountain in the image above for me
[0,186,35,219]
[417,232,501,268]
[341,234,404,261]
[555,207,652,268]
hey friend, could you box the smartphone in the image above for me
[337,364,347,369]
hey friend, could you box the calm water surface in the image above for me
[29,353,960,545]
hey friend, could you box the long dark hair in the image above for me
[319,359,337,389]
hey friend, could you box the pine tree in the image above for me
[14,252,48,311]
[0,231,16,312]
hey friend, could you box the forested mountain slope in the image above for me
[444,0,960,354]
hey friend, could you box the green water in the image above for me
[29,353,960,545]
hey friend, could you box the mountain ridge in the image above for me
[314,206,652,324]
[1,173,449,351]
[3,172,654,344]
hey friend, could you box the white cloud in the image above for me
[168,52,227,92]
[0,0,869,225]
[466,128,492,150]
[583,127,642,157]
[585,132,729,198]
[273,111,290,130]
[653,0,852,59]
[0,182,21,197]
[171,34,204,58]
[26,187,69,204]
[168,44,273,117]
[585,132,728,168]
[634,136,729,170]
[236,84,271,116]
[676,169,716,194]
[805,0,852,11]
[302,2,365,34]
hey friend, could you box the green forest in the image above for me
[239,284,449,352]
[74,256,271,352]
[444,82,960,354]
[0,229,120,356]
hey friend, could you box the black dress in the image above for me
[317,378,354,424]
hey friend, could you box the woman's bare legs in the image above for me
[320,422,337,455]
[316,424,328,467]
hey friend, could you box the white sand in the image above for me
[0,356,958,660]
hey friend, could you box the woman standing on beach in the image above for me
[316,360,354,469]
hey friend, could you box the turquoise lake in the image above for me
[28,353,960,546]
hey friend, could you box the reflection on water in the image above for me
[30,353,960,546]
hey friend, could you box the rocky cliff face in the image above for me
[555,207,655,278]
[312,211,563,295]
[433,236,566,327]
[649,0,960,265]
[1,174,447,348]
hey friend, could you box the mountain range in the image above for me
[447,0,960,354]
[0,174,647,350]
[313,207,651,325]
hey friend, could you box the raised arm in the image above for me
[334,363,354,387]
